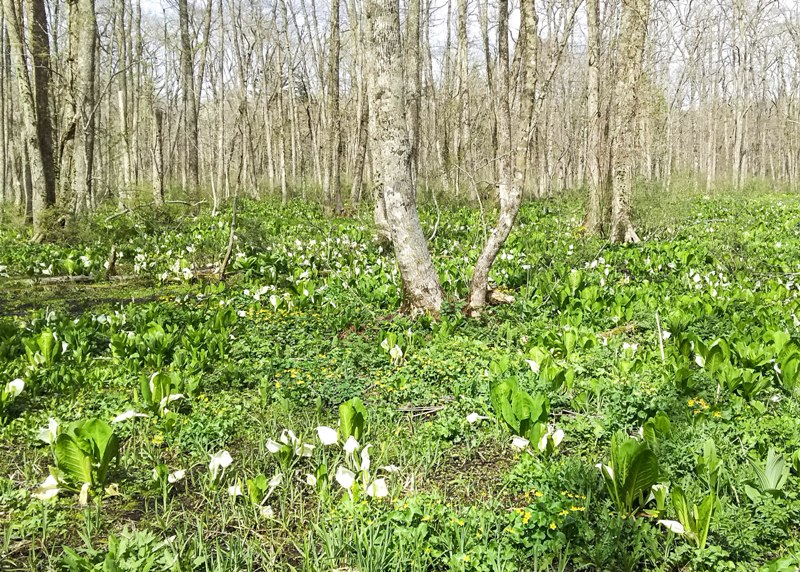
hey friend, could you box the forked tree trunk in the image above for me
[609,0,650,244]
[365,0,443,315]
[466,0,536,312]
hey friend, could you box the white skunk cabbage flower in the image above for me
[209,450,233,480]
[335,466,356,490]
[511,436,530,451]
[366,478,389,498]
[79,482,91,505]
[466,412,488,424]
[657,520,686,535]
[343,436,359,455]
[32,475,60,501]
[112,410,148,423]
[38,418,59,444]
[5,378,24,398]
[316,426,338,445]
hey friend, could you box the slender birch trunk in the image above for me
[584,0,604,235]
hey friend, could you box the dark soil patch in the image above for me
[421,441,516,506]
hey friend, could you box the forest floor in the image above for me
[1,191,800,571]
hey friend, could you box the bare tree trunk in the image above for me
[406,0,421,189]
[609,0,650,244]
[0,6,5,207]
[365,0,443,315]
[584,0,604,235]
[73,0,96,213]
[115,0,133,203]
[479,0,497,182]
[453,0,468,196]
[351,91,369,205]
[438,0,452,190]
[179,0,199,189]
[152,106,164,204]
[349,0,369,206]
[60,0,79,206]
[324,0,343,213]
[4,0,55,238]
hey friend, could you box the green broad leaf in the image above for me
[91,426,119,485]
[512,391,547,439]
[490,378,519,434]
[777,350,800,392]
[770,331,791,354]
[246,474,268,504]
[140,373,154,405]
[671,486,692,532]
[749,449,783,494]
[643,411,671,446]
[763,449,789,492]
[705,339,729,372]
[568,269,584,295]
[57,418,119,486]
[604,432,659,517]
[339,397,367,441]
[54,434,94,485]
[695,492,715,549]
[622,448,660,516]
[600,464,623,515]
[744,484,762,503]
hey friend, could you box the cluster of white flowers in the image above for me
[334,436,390,499]
[685,268,732,297]
[267,429,315,458]
[511,427,564,454]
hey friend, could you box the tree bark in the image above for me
[4,0,55,238]
[609,0,650,244]
[152,105,165,205]
[114,0,133,202]
[73,0,97,213]
[179,0,199,189]
[365,0,443,315]
[406,0,421,188]
[324,0,343,214]
[584,0,604,235]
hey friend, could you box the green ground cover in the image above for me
[1,193,800,571]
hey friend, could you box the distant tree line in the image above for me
[0,0,798,250]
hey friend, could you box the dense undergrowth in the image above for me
[1,191,800,571]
